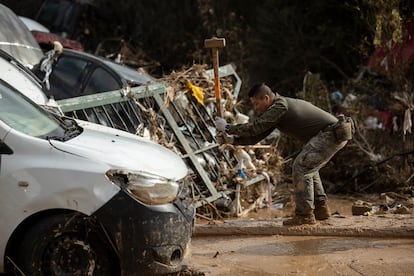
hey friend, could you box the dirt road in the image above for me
[186,195,414,275]
[189,235,414,275]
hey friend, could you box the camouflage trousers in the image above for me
[292,129,348,215]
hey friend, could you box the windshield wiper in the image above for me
[52,114,83,139]
[46,135,67,141]
[45,115,82,141]
[64,124,82,139]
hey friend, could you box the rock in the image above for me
[352,200,373,216]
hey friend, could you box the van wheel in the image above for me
[13,213,120,276]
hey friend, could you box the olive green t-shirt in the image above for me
[228,94,337,144]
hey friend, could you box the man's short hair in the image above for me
[248,83,273,98]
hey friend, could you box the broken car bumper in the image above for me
[93,190,194,276]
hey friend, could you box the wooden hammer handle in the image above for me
[212,48,222,117]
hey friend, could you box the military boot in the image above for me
[283,213,316,226]
[314,200,330,220]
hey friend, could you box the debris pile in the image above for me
[157,64,285,219]
[352,191,414,216]
[294,71,414,195]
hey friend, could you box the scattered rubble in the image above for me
[352,191,414,216]
[160,64,285,219]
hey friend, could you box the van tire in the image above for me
[12,213,120,276]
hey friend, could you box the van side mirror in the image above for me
[0,140,13,154]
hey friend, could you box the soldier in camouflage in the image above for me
[215,83,352,226]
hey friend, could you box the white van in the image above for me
[0,50,57,109]
[0,51,194,275]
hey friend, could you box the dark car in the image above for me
[34,48,153,100]
[32,48,154,133]
[19,15,84,52]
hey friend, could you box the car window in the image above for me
[84,67,120,95]
[0,80,63,137]
[51,56,88,99]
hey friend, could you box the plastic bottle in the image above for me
[237,159,248,180]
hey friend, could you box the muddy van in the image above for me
[0,56,194,275]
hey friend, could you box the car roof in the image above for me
[18,16,50,32]
[0,4,44,68]
[62,49,154,85]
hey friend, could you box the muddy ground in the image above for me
[189,235,414,275]
[185,194,414,275]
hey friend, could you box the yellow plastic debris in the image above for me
[186,82,204,105]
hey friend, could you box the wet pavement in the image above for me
[188,211,414,275]
[190,235,414,275]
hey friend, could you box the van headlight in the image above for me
[106,170,180,205]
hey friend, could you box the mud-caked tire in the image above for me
[10,213,120,276]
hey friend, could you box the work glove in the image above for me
[216,132,234,144]
[214,117,228,132]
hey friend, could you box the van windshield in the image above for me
[0,4,44,68]
[0,79,66,138]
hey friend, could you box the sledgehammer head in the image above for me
[204,37,226,48]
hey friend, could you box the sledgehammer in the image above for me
[204,37,226,117]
